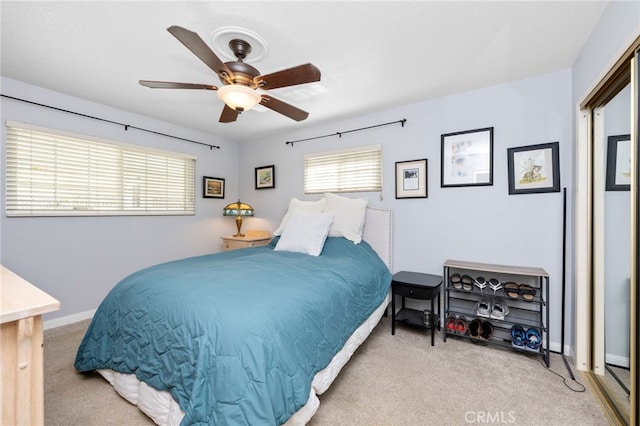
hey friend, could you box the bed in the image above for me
[74,202,393,425]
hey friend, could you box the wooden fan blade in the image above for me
[260,95,309,121]
[255,63,321,90]
[139,80,218,90]
[219,104,239,123]
[167,26,233,81]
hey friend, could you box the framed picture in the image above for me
[255,165,275,189]
[507,142,560,195]
[395,159,428,199]
[203,176,225,198]
[441,127,493,187]
[606,134,631,191]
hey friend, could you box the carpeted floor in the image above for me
[44,316,609,425]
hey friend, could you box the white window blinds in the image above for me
[304,144,382,194]
[5,122,196,217]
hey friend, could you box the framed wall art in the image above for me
[255,165,275,189]
[441,127,493,187]
[507,142,560,195]
[203,176,225,198]
[605,134,631,191]
[395,159,428,199]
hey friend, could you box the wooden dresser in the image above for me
[1,266,60,426]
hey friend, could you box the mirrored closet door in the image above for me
[592,83,632,423]
[582,43,639,426]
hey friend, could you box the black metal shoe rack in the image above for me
[442,259,550,367]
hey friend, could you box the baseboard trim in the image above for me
[44,309,95,330]
[605,353,630,368]
[547,340,561,353]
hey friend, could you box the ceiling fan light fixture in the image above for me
[217,85,261,112]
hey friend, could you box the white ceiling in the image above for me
[1,1,608,142]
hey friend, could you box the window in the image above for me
[304,144,382,194]
[5,122,196,217]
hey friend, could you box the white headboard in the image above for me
[362,207,393,271]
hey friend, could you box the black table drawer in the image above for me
[393,284,435,300]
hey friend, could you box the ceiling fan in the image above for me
[139,26,321,123]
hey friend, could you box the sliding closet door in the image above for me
[592,84,632,422]
[594,45,639,426]
[576,38,639,426]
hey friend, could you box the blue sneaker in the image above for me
[511,324,526,349]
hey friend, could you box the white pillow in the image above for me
[273,212,335,256]
[322,193,368,244]
[273,197,326,236]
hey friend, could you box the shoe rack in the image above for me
[443,259,550,366]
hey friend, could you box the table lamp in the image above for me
[223,199,254,237]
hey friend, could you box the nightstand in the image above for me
[221,230,271,252]
[391,271,442,346]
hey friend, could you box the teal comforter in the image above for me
[74,237,391,425]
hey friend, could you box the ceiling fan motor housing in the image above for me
[222,61,260,87]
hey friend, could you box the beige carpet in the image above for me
[44,317,609,425]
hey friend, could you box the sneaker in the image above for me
[490,301,509,320]
[525,328,541,352]
[511,325,526,349]
[474,298,492,318]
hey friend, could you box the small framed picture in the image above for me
[606,134,631,191]
[507,142,560,195]
[395,159,428,199]
[203,176,225,198]
[255,165,275,189]
[441,127,493,187]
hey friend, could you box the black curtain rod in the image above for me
[1,94,221,150]
[285,118,407,146]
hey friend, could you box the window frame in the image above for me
[5,121,197,217]
[303,144,382,194]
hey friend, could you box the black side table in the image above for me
[391,271,442,346]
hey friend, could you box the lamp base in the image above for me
[234,216,244,237]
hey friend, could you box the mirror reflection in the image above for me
[601,83,631,417]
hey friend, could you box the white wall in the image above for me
[572,1,640,105]
[239,69,572,350]
[0,77,239,321]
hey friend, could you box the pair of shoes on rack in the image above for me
[511,325,541,352]
[468,318,493,340]
[445,314,468,335]
[474,277,502,293]
[504,282,537,302]
[474,298,509,320]
[450,274,475,292]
